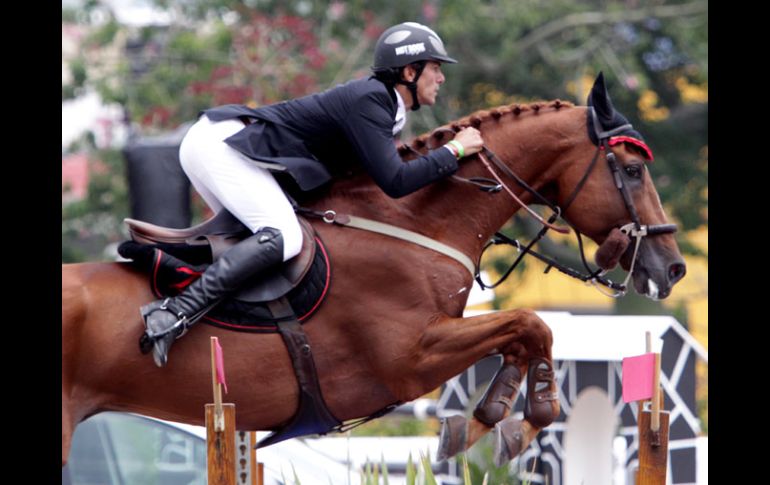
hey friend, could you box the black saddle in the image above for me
[121,210,330,330]
[125,210,318,301]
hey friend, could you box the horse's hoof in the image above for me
[437,415,467,462]
[493,416,524,466]
[524,358,559,428]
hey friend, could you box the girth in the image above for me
[257,297,342,448]
[123,211,342,446]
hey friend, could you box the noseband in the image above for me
[466,107,677,296]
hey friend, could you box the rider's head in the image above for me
[372,22,457,111]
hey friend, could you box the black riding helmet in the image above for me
[372,22,457,111]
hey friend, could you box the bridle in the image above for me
[452,106,677,297]
[303,106,678,297]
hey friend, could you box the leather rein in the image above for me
[433,107,677,296]
[299,106,677,297]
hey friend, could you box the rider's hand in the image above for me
[453,127,484,158]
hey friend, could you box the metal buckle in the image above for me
[619,222,647,238]
[322,210,336,224]
[175,315,190,338]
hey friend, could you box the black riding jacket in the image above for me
[202,76,458,198]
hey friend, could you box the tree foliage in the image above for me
[62,0,707,255]
[62,0,708,443]
[62,144,129,263]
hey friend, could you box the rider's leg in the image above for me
[142,227,285,367]
[141,115,303,367]
[179,115,303,261]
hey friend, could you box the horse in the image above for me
[61,73,686,467]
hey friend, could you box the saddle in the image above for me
[121,210,332,329]
[125,210,318,304]
[120,210,341,447]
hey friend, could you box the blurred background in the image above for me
[62,1,707,483]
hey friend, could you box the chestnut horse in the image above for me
[61,74,685,466]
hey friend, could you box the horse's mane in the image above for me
[398,99,575,156]
[327,99,577,200]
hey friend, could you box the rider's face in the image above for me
[402,61,445,107]
[415,61,445,106]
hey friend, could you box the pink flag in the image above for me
[213,337,228,394]
[621,353,655,403]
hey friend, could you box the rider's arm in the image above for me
[341,90,459,199]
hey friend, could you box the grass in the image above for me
[277,430,537,484]
[356,448,535,485]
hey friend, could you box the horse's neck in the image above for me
[405,106,587,258]
[313,106,586,263]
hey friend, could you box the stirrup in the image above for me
[138,299,190,355]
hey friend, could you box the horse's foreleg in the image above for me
[438,362,558,464]
[437,358,525,461]
[474,360,523,425]
[428,309,559,463]
[491,355,560,466]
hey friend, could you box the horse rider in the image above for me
[141,21,485,367]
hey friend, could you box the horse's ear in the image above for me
[587,72,615,124]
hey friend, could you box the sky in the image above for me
[63,0,172,26]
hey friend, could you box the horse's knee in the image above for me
[503,309,553,358]
[523,309,552,348]
[537,320,554,355]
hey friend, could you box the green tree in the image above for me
[62,0,707,258]
[62,144,129,263]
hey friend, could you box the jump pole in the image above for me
[206,337,265,485]
[206,337,236,485]
[635,331,670,485]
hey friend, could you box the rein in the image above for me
[424,108,676,296]
[298,106,676,297]
[470,107,676,296]
[477,151,570,234]
[475,143,626,295]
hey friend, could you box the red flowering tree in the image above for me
[120,9,386,131]
[187,14,328,109]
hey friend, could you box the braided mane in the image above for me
[399,99,575,156]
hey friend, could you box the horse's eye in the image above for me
[624,164,643,179]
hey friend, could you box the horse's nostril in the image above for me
[669,263,686,283]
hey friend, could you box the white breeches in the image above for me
[178,115,303,262]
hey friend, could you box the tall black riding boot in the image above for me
[140,226,285,367]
